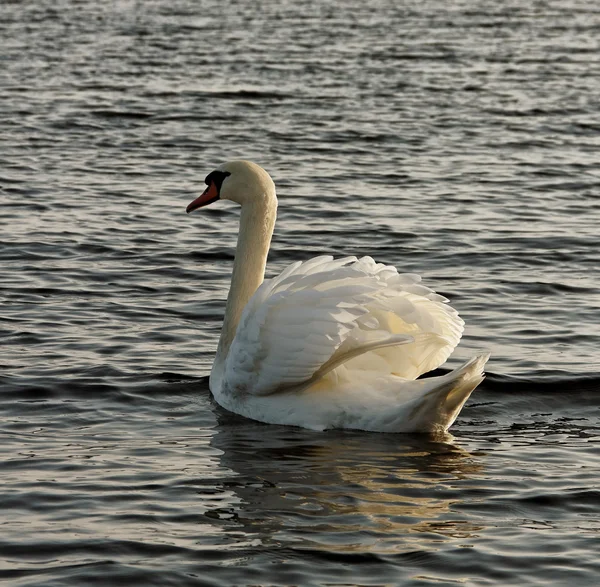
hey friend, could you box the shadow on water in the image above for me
[207,414,485,555]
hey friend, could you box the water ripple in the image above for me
[2,0,600,585]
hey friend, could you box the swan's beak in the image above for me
[186,182,219,214]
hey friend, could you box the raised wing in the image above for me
[224,256,464,396]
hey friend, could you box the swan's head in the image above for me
[186,160,275,213]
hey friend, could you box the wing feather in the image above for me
[224,256,464,396]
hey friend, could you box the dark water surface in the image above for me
[2,1,599,585]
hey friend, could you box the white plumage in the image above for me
[187,160,489,433]
[227,255,461,395]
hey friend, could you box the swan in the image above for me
[186,160,489,433]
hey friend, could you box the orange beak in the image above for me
[186,181,219,214]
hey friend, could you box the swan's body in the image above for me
[187,160,489,433]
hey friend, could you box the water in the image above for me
[1,0,599,585]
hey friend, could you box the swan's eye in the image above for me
[204,170,231,190]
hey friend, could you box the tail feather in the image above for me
[409,352,490,432]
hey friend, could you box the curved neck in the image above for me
[211,195,277,388]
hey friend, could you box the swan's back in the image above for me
[220,255,464,398]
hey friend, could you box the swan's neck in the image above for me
[211,196,277,389]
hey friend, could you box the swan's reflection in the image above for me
[208,413,484,554]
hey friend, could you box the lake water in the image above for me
[1,0,599,585]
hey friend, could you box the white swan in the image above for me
[187,160,489,433]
